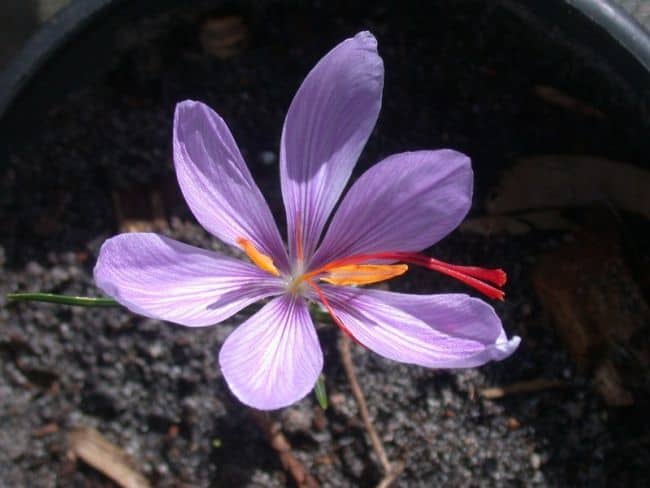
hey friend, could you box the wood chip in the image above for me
[487,155,650,218]
[594,360,634,407]
[33,422,59,437]
[459,211,575,236]
[112,185,168,233]
[531,217,650,405]
[533,85,605,118]
[506,417,521,430]
[479,378,566,399]
[200,15,248,60]
[68,427,150,488]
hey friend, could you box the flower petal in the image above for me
[280,31,384,263]
[174,100,288,270]
[321,286,520,368]
[94,233,284,327]
[311,150,473,268]
[219,295,323,410]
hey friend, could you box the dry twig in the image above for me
[250,410,319,487]
[339,335,404,487]
[376,461,406,488]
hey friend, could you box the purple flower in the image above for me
[94,32,520,410]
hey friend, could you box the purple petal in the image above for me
[280,31,384,263]
[219,294,323,410]
[94,233,284,327]
[311,150,473,268]
[321,286,520,368]
[174,100,288,270]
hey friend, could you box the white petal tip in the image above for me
[353,31,378,49]
[493,335,521,360]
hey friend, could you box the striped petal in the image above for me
[280,31,384,263]
[174,100,288,270]
[94,233,284,327]
[311,150,472,269]
[219,295,323,410]
[322,286,520,368]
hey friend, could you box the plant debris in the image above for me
[68,427,151,488]
[531,215,650,406]
[533,85,605,118]
[487,155,650,218]
[479,378,567,400]
[200,15,248,60]
[459,211,575,236]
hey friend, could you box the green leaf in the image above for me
[314,374,328,410]
[309,303,330,322]
[6,292,119,308]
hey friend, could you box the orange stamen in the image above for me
[236,237,280,276]
[320,264,408,287]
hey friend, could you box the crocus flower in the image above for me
[94,31,520,410]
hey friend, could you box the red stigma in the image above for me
[309,251,506,301]
[307,280,363,345]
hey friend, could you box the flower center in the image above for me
[286,260,307,295]
[237,238,506,344]
[237,238,506,300]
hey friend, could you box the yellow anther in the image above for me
[319,264,408,287]
[236,237,280,276]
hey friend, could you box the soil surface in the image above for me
[1,1,649,486]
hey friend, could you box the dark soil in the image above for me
[1,1,649,486]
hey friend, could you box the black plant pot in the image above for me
[0,0,648,162]
[1,1,649,486]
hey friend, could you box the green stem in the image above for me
[6,293,120,307]
[314,374,328,410]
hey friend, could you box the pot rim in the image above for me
[0,0,648,119]
[566,0,650,72]
[0,0,116,117]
